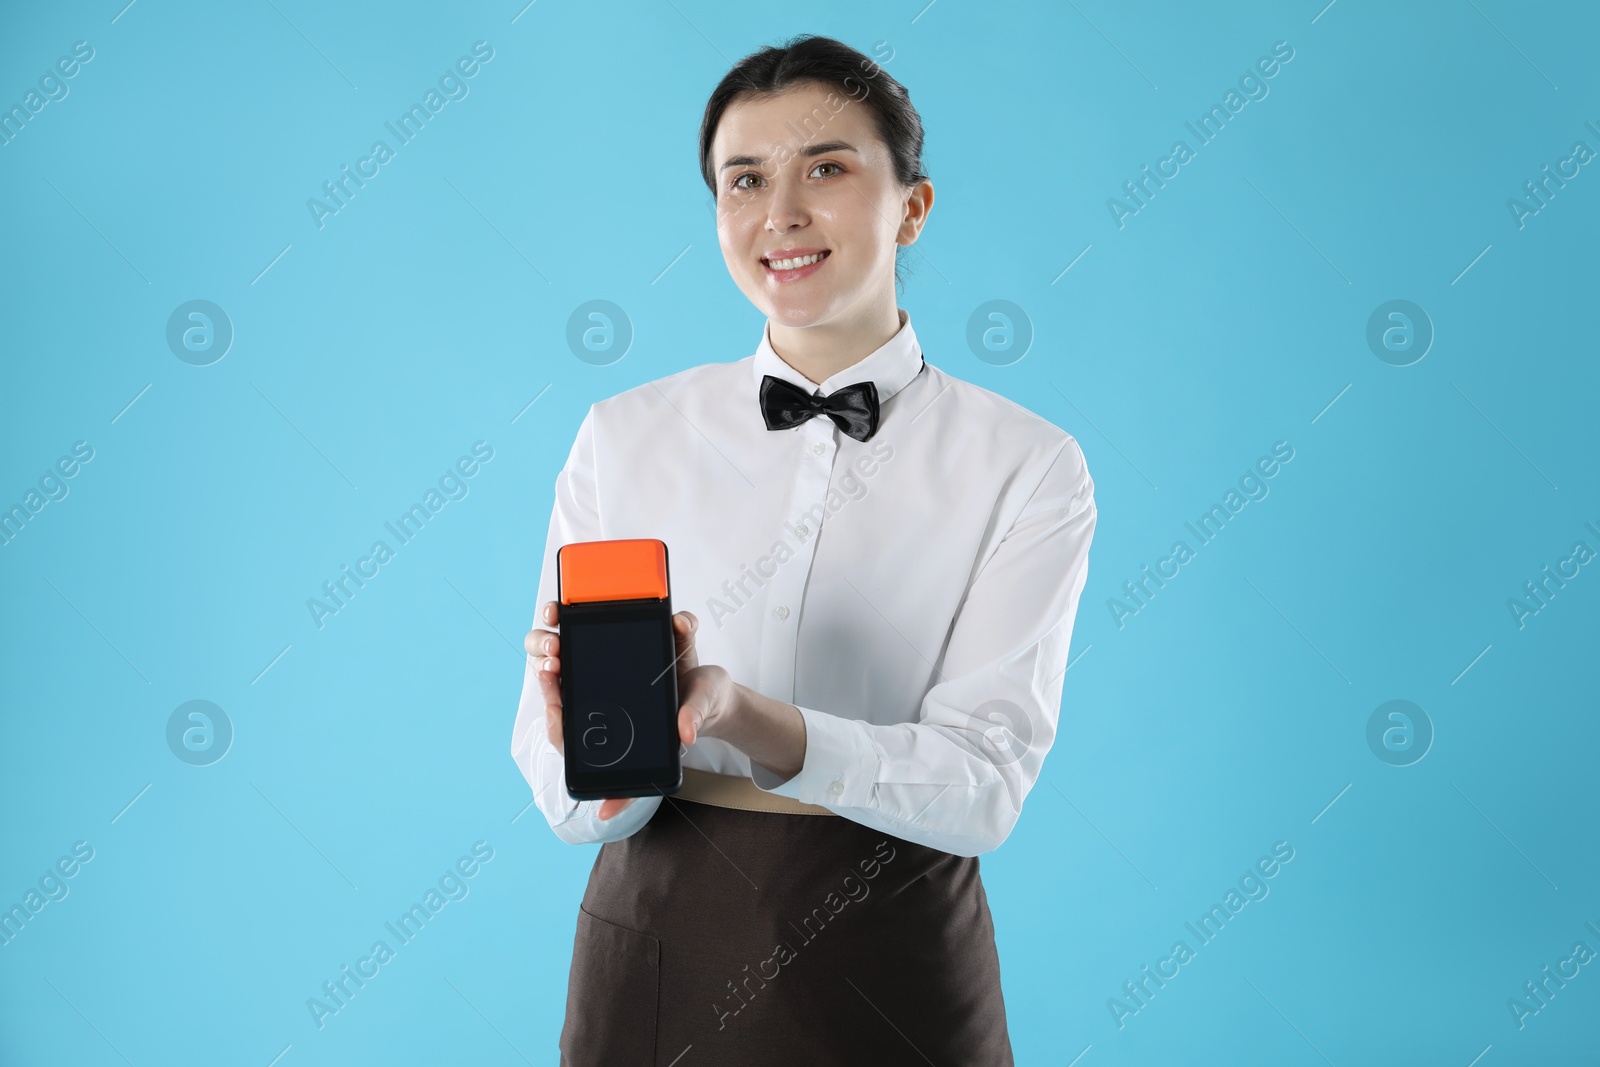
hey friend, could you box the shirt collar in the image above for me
[750,308,924,404]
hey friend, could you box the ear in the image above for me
[896,179,934,246]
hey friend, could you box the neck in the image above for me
[767,304,904,387]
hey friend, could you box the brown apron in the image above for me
[557,786,1015,1066]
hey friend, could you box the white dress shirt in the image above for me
[510,309,1096,857]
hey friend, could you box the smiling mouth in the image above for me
[762,250,830,272]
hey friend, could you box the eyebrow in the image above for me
[719,140,859,172]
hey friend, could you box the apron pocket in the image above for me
[559,905,661,1066]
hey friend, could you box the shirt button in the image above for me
[812,442,826,455]
[828,779,844,797]
[775,605,790,620]
[795,524,808,537]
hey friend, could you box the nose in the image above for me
[764,174,810,234]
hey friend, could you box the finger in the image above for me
[672,610,699,672]
[678,701,698,747]
[538,670,563,753]
[526,627,558,673]
[527,600,560,656]
[524,627,556,657]
[678,678,714,746]
[597,797,636,821]
[537,665,562,704]
[529,648,560,679]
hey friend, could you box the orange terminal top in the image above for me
[558,538,669,605]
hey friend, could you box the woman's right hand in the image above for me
[526,600,641,822]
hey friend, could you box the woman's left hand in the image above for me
[542,604,804,816]
[671,610,808,786]
[670,610,741,747]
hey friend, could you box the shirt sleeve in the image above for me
[749,437,1097,857]
[509,404,663,845]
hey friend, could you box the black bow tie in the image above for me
[759,374,880,442]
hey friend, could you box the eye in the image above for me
[812,161,843,178]
[730,172,762,192]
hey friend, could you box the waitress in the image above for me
[511,32,1096,1066]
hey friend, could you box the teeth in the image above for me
[766,252,825,271]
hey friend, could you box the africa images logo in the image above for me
[711,839,897,1030]
[306,41,495,230]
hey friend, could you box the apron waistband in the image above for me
[670,766,839,816]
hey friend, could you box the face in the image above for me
[711,81,931,330]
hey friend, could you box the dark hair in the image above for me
[698,34,928,288]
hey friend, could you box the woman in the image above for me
[511,33,1096,1066]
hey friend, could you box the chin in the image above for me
[746,281,853,328]
[762,302,839,329]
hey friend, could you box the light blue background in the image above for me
[2,1,1597,1064]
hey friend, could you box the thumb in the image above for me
[672,610,699,672]
[597,797,636,821]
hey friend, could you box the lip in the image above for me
[761,248,830,282]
